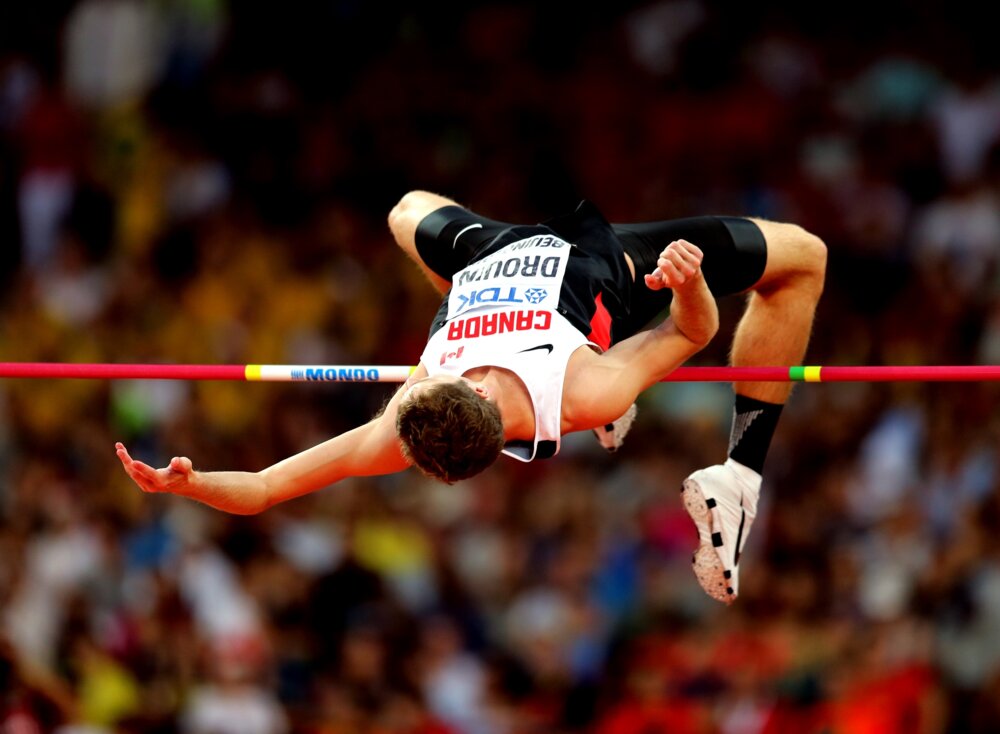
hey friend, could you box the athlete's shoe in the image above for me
[681,459,762,604]
[593,403,638,452]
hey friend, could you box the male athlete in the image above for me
[117,191,826,604]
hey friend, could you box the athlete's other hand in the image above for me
[115,442,193,495]
[644,239,704,291]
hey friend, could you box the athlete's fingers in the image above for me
[115,442,131,465]
[129,461,161,489]
[122,464,153,492]
[676,248,702,271]
[663,241,702,275]
[644,271,667,291]
[659,242,700,275]
[661,239,699,255]
[659,252,689,270]
[170,456,193,475]
[116,444,147,484]
[644,272,665,290]
[657,257,685,287]
[657,258,680,284]
[674,239,703,260]
[116,444,161,492]
[648,238,704,289]
[665,240,703,269]
[663,249,697,277]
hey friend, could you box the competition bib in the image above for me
[444,233,572,330]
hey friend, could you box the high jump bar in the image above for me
[1,363,999,383]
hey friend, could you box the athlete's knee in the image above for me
[781,222,826,273]
[754,219,826,296]
[796,226,827,294]
[388,190,457,247]
[388,191,425,243]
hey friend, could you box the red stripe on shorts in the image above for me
[588,292,612,350]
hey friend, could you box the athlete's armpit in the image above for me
[562,319,706,431]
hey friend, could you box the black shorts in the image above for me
[416,205,767,340]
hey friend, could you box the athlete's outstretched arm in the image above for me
[116,367,428,514]
[566,240,718,428]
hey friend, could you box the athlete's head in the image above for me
[396,376,505,483]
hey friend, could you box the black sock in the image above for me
[727,394,784,475]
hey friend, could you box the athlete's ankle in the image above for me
[727,394,783,474]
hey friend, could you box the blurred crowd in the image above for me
[2,1,1000,732]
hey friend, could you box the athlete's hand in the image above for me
[644,239,704,291]
[115,442,194,495]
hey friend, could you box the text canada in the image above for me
[447,310,552,340]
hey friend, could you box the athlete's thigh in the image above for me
[389,191,509,292]
[611,216,767,338]
[413,206,515,283]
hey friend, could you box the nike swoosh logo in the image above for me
[734,507,745,565]
[518,344,554,355]
[453,223,483,248]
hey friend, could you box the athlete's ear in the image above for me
[472,384,490,400]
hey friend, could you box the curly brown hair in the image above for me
[395,380,505,483]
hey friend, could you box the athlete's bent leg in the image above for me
[389,191,516,295]
[683,219,826,604]
[388,190,462,293]
[732,219,827,404]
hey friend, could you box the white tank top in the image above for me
[420,233,598,461]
